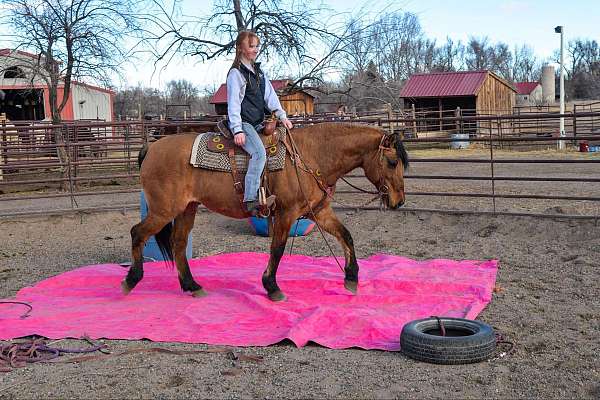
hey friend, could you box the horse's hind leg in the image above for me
[262,211,295,301]
[311,205,359,294]
[173,203,205,297]
[124,213,172,294]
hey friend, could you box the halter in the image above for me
[340,134,394,209]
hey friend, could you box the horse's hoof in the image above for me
[191,288,208,298]
[268,290,286,302]
[344,280,358,294]
[121,280,132,295]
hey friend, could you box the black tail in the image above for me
[138,143,149,168]
[154,222,174,264]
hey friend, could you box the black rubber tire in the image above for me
[400,317,496,364]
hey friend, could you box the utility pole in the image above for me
[555,25,565,150]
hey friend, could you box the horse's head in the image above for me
[363,132,409,209]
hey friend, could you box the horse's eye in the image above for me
[387,158,398,168]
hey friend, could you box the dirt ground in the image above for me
[1,204,599,398]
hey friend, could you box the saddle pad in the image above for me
[190,132,287,173]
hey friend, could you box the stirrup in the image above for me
[255,195,276,218]
[260,194,276,208]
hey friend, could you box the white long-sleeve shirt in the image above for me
[226,63,287,134]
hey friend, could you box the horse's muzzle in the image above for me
[389,199,404,210]
[385,194,404,210]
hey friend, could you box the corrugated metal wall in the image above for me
[71,84,113,121]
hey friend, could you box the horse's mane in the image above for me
[393,136,410,170]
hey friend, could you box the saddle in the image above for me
[189,122,287,218]
[209,123,283,157]
[216,116,277,139]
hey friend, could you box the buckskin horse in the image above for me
[123,122,409,301]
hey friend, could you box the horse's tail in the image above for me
[154,222,174,264]
[138,143,149,168]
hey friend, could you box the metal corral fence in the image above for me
[1,112,600,219]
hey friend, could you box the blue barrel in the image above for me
[248,216,315,237]
[140,191,193,261]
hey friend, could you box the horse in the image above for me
[124,122,409,301]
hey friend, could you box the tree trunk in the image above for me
[233,0,245,31]
[49,84,71,192]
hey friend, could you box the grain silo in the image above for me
[541,65,555,104]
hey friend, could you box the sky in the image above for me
[3,0,598,90]
[121,0,599,90]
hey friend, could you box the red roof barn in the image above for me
[209,79,314,116]
[400,70,516,133]
[514,81,543,105]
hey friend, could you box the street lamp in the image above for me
[555,25,565,150]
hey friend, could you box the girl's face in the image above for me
[241,37,259,62]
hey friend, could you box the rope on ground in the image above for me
[0,337,107,372]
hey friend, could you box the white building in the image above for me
[0,49,114,121]
[515,82,543,106]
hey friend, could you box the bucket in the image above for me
[450,133,470,149]
[140,191,192,261]
[248,216,315,237]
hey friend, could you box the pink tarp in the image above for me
[0,253,498,351]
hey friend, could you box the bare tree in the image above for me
[566,39,600,99]
[142,0,341,73]
[165,79,199,104]
[4,0,142,123]
[114,85,165,120]
[3,0,142,190]
[433,37,464,72]
[511,44,540,82]
[464,36,492,71]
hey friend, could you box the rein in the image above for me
[284,130,345,273]
[282,130,394,272]
[298,133,392,210]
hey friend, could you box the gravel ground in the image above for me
[1,205,599,398]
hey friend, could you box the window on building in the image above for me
[3,66,27,79]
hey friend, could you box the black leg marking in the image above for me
[262,244,285,295]
[125,263,144,289]
[341,226,359,283]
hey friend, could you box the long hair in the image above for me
[230,30,260,70]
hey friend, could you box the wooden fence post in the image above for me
[455,107,461,132]
[573,104,577,139]
[0,114,6,181]
[386,103,393,135]
[411,103,417,138]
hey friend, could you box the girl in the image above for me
[227,30,293,215]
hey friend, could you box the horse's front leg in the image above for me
[262,211,295,302]
[311,205,359,294]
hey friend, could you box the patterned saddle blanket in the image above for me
[189,127,287,173]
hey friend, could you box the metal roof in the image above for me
[514,81,540,95]
[400,70,510,98]
[210,79,292,104]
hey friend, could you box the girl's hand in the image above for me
[234,132,246,146]
[282,119,293,130]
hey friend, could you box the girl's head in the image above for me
[232,30,260,68]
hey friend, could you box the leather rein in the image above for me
[283,132,392,212]
[280,131,394,274]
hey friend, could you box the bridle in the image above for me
[280,130,399,273]
[340,133,396,209]
[284,131,398,211]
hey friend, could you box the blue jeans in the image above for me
[240,122,266,202]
